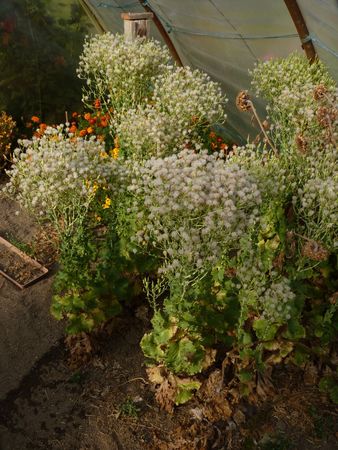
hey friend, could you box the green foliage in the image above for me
[118,398,141,417]
[319,374,338,404]
[0,0,94,125]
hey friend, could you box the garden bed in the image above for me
[0,236,48,288]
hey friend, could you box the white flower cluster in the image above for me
[260,279,294,323]
[77,33,171,113]
[237,250,294,324]
[251,53,336,148]
[251,53,334,106]
[4,125,125,220]
[298,171,338,247]
[116,67,227,159]
[127,149,261,279]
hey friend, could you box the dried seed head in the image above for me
[313,84,327,101]
[302,239,329,261]
[316,105,337,127]
[295,134,308,154]
[262,120,270,130]
[236,91,252,112]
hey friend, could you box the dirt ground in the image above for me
[0,189,63,400]
[0,178,337,450]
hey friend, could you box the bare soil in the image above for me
[0,184,63,399]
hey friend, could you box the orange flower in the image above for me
[94,99,101,109]
[89,118,96,125]
[220,143,228,151]
[87,127,94,134]
[39,123,47,132]
[84,112,91,121]
[209,131,216,139]
[69,125,77,133]
[31,116,40,123]
[79,129,87,137]
[72,112,78,118]
[100,118,108,127]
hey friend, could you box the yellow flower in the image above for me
[92,182,98,193]
[102,196,111,209]
[100,150,108,159]
[110,147,119,159]
[95,215,102,222]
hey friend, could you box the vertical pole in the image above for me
[121,12,153,41]
[284,0,317,63]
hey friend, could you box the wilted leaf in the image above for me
[147,365,166,385]
[201,348,217,370]
[155,378,176,413]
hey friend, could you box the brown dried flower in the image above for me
[236,91,252,112]
[313,84,327,101]
[316,105,337,127]
[295,134,308,154]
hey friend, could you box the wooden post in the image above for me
[121,12,153,41]
[284,0,317,63]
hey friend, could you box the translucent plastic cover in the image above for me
[1,0,337,138]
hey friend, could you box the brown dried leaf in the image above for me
[155,378,176,414]
[302,240,329,261]
[202,348,217,370]
[199,370,232,421]
[303,362,318,386]
[233,409,246,426]
[273,251,285,271]
[256,372,275,401]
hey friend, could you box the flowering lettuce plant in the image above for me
[77,33,171,116]
[116,67,227,159]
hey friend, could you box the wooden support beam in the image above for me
[121,12,153,41]
[138,1,183,66]
[284,0,317,63]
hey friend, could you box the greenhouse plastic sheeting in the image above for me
[84,0,338,141]
[1,0,337,139]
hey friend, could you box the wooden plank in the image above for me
[123,18,151,40]
[121,12,153,21]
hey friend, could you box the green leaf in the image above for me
[238,370,253,383]
[241,331,253,345]
[284,318,306,339]
[175,380,201,405]
[293,348,309,366]
[253,319,278,340]
[165,338,205,375]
